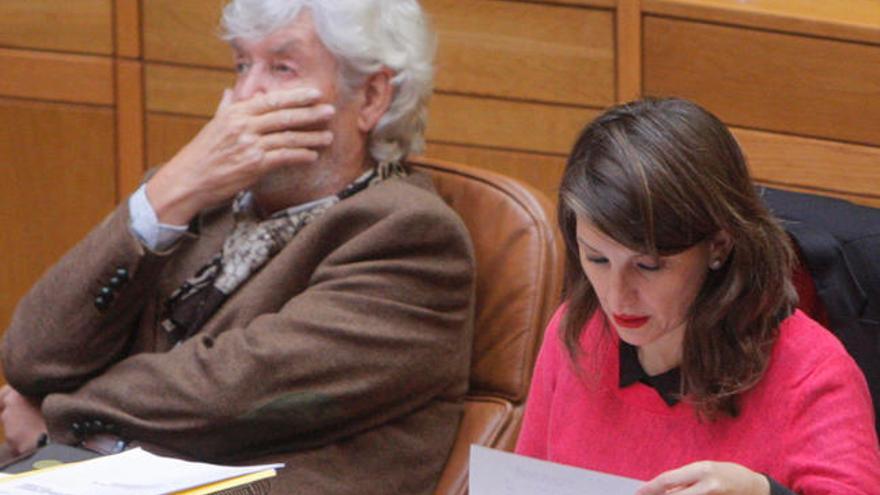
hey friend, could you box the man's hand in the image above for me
[0,385,47,455]
[146,87,336,225]
[636,461,770,495]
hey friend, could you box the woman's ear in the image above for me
[357,68,394,133]
[708,230,734,269]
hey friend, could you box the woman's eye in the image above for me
[637,262,661,272]
[586,257,608,265]
[234,62,250,74]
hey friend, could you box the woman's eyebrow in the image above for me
[576,237,599,251]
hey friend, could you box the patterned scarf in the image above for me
[161,162,407,343]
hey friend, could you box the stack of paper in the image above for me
[469,445,642,495]
[0,448,282,495]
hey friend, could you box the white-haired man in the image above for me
[0,1,474,493]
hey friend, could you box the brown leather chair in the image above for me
[408,157,565,495]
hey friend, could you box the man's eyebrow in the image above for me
[270,40,301,56]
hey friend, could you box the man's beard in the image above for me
[250,154,337,201]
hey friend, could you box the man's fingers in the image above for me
[250,104,335,134]
[260,130,333,151]
[261,148,320,169]
[239,87,323,115]
[217,88,234,113]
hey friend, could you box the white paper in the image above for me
[0,448,283,495]
[469,445,642,495]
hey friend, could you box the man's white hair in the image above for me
[221,0,436,165]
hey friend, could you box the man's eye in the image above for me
[272,64,295,74]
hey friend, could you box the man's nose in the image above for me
[234,66,269,101]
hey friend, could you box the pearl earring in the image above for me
[709,259,722,270]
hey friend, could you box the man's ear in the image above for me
[358,68,394,133]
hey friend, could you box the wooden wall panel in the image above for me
[616,0,642,102]
[0,99,117,329]
[143,0,229,67]
[426,0,615,107]
[116,60,146,199]
[0,0,113,55]
[643,0,880,44]
[423,143,565,202]
[146,114,208,167]
[145,64,234,117]
[643,16,880,147]
[115,0,143,58]
[0,49,114,106]
[734,127,880,207]
[426,93,598,155]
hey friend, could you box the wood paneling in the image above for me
[0,0,113,55]
[116,60,146,199]
[145,64,234,117]
[616,0,642,102]
[0,98,117,329]
[143,0,229,67]
[0,48,114,106]
[146,113,207,167]
[423,143,565,202]
[115,0,143,58]
[539,0,616,7]
[427,93,598,155]
[733,127,880,207]
[426,0,615,107]
[643,0,880,44]
[643,16,880,147]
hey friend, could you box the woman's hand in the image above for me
[636,461,770,495]
[0,385,47,455]
[146,86,335,225]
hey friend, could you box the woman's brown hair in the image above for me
[558,98,798,419]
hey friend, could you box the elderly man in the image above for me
[0,1,474,493]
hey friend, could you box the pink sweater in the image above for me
[516,308,880,494]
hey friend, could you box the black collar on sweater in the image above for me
[618,341,682,406]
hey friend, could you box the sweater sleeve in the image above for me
[515,305,567,460]
[784,351,880,494]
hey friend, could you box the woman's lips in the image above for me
[613,314,650,328]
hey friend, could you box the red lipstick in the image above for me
[613,314,650,328]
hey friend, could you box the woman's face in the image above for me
[575,217,727,370]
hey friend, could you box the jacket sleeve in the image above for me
[39,196,475,461]
[2,201,174,395]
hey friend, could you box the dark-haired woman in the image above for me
[516,98,880,494]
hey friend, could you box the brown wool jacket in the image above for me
[2,171,475,494]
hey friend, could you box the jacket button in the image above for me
[108,276,123,288]
[115,267,129,282]
[94,295,109,310]
[99,286,113,297]
[71,422,85,439]
[92,420,104,432]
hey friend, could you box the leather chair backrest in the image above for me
[408,157,564,495]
